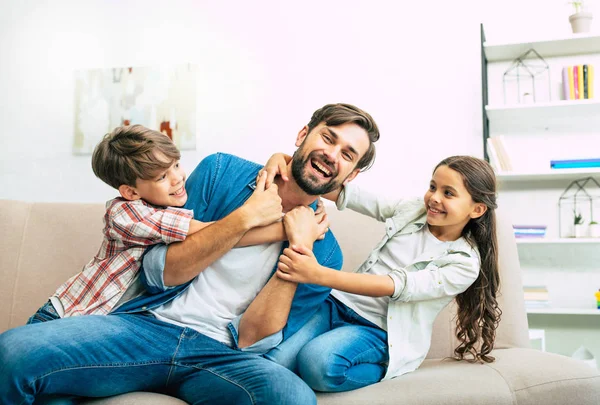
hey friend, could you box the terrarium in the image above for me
[558,177,600,238]
[503,49,551,104]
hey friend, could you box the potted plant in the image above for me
[569,1,593,33]
[589,220,600,237]
[574,211,585,237]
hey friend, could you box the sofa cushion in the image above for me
[84,392,186,405]
[315,348,600,405]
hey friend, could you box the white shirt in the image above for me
[337,183,480,381]
[333,225,451,330]
[151,242,282,346]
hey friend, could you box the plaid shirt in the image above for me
[53,197,192,317]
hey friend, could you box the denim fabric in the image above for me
[265,296,389,392]
[27,300,60,324]
[0,313,316,404]
[128,153,343,342]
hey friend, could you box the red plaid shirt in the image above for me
[54,197,192,316]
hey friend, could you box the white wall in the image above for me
[0,0,484,203]
[0,0,595,203]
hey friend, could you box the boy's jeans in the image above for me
[0,313,316,404]
[265,296,389,392]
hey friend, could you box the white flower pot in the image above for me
[570,12,593,33]
[574,224,586,238]
[589,224,600,238]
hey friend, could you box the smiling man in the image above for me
[0,103,380,405]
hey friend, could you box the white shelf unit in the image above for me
[497,169,600,183]
[527,307,600,315]
[516,238,600,245]
[486,99,600,123]
[481,24,600,361]
[484,34,600,62]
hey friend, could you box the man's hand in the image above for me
[241,171,283,228]
[283,205,329,246]
[276,245,324,285]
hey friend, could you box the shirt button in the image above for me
[390,344,393,348]
[141,306,147,310]
[389,316,392,320]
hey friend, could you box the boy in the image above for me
[29,125,303,322]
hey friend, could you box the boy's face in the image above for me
[129,160,188,207]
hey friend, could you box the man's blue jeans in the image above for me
[265,296,389,392]
[0,312,316,404]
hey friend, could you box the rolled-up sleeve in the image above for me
[389,253,480,302]
[141,244,172,293]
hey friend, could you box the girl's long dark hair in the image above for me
[435,156,501,363]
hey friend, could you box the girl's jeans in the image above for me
[265,295,389,392]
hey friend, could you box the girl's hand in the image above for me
[314,197,325,215]
[259,153,293,188]
[276,245,323,284]
[315,212,329,240]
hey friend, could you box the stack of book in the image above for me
[550,158,600,169]
[513,225,547,238]
[562,65,594,100]
[524,285,550,308]
[486,136,512,172]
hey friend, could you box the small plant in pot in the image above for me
[569,1,593,34]
[589,220,600,237]
[574,211,585,237]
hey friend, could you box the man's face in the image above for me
[291,122,370,195]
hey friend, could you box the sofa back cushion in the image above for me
[1,199,530,357]
[0,200,105,331]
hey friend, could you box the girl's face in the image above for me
[424,165,486,241]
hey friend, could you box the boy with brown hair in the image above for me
[29,125,290,321]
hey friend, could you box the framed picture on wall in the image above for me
[73,63,198,154]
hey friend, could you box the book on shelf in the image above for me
[513,225,547,238]
[487,136,512,171]
[550,158,600,169]
[574,66,580,99]
[562,64,595,100]
[523,285,550,307]
[486,138,502,173]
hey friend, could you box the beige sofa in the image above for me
[1,199,599,405]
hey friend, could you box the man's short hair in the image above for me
[307,103,380,171]
[92,125,180,189]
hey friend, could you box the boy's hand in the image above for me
[242,171,283,228]
[276,245,323,285]
[259,153,293,189]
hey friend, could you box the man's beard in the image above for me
[291,149,345,195]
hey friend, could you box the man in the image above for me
[0,103,380,404]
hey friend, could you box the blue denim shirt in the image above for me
[113,153,343,344]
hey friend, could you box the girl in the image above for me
[262,154,501,392]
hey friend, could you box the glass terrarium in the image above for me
[503,49,551,104]
[558,177,600,238]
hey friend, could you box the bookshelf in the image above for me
[486,99,600,123]
[481,24,600,366]
[497,169,600,182]
[516,238,600,245]
[527,308,600,316]
[484,33,600,62]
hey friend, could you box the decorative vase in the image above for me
[574,224,585,238]
[569,12,593,33]
[589,224,600,238]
